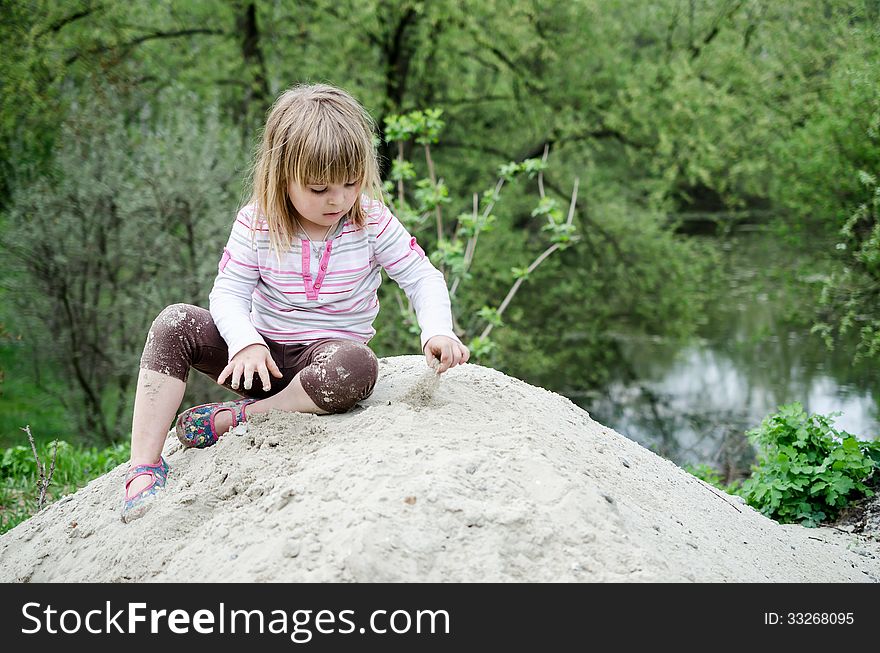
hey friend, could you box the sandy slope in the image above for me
[1,356,877,582]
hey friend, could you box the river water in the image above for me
[579,226,880,479]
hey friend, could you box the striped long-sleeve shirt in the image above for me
[209,196,460,360]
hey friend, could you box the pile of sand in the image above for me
[1,356,877,582]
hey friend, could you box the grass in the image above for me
[0,320,136,534]
[0,439,130,534]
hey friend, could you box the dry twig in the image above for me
[22,425,59,510]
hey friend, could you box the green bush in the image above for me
[739,403,880,527]
[0,440,129,534]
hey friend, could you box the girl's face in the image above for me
[288,179,361,235]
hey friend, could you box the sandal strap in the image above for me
[235,398,257,424]
[124,456,168,486]
[216,398,256,430]
[210,405,236,435]
[210,398,255,433]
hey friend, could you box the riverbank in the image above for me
[585,226,880,473]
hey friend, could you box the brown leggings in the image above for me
[139,303,379,413]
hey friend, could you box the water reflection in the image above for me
[579,228,880,480]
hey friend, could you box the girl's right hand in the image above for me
[217,344,283,392]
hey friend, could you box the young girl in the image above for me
[122,83,469,523]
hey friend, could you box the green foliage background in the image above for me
[0,1,878,526]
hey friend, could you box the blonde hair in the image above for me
[248,83,382,260]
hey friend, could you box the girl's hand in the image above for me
[217,343,283,391]
[424,336,470,374]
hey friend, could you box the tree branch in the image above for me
[237,2,270,110]
[424,143,443,242]
[480,178,579,341]
[36,6,100,39]
[65,28,226,65]
[689,0,746,61]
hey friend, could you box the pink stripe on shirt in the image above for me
[253,288,295,312]
[258,265,305,276]
[376,212,393,238]
[280,289,354,295]
[237,218,268,231]
[226,252,260,270]
[384,251,412,270]
[256,326,368,338]
[309,294,376,313]
[325,262,371,275]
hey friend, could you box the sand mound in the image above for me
[1,356,878,582]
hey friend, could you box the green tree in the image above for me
[2,85,242,443]
[2,0,878,444]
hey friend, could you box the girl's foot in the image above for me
[121,457,169,523]
[125,469,156,498]
[125,399,250,497]
[175,397,256,449]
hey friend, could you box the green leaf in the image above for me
[390,159,416,182]
[498,161,522,181]
[477,305,503,327]
[468,336,496,358]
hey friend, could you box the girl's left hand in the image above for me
[424,336,470,374]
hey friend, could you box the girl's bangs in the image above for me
[291,124,368,186]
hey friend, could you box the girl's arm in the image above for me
[370,203,461,353]
[209,207,270,360]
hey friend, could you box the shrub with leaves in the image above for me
[739,403,880,527]
[382,109,580,358]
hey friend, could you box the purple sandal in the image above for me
[175,397,257,449]
[121,457,169,523]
